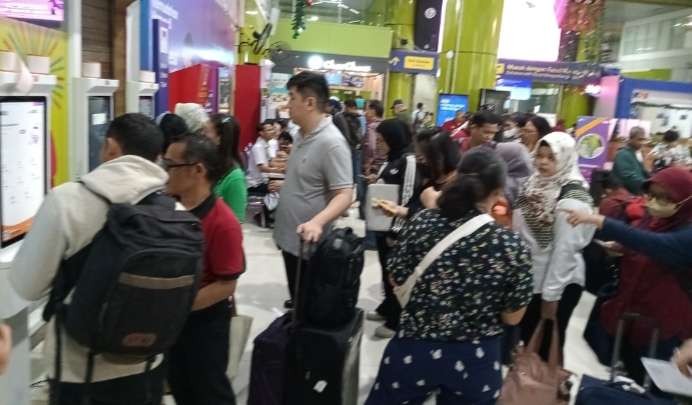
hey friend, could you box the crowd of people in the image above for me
[0,70,691,405]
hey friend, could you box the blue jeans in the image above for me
[366,336,502,405]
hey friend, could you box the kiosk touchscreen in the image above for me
[72,68,119,179]
[139,96,154,118]
[0,97,47,247]
[126,70,158,118]
[88,95,112,170]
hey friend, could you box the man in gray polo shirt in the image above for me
[273,71,353,308]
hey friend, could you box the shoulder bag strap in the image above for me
[392,155,418,232]
[403,214,494,293]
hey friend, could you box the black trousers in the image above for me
[519,284,584,360]
[168,301,235,405]
[54,365,164,405]
[375,232,402,330]
[282,250,309,301]
[247,183,269,196]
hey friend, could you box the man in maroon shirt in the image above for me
[164,134,244,405]
[459,111,502,154]
[442,109,467,139]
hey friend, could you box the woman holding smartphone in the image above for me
[366,119,423,339]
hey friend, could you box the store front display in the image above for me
[596,76,692,138]
[496,58,602,123]
[271,51,388,106]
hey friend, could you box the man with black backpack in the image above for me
[9,114,203,405]
[163,133,244,405]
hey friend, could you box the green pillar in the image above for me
[560,86,592,127]
[384,0,414,118]
[558,32,595,124]
[439,0,504,111]
[239,26,262,64]
[238,0,263,65]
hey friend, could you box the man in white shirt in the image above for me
[411,102,425,125]
[246,120,283,195]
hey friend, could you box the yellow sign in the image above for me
[403,56,435,71]
[496,63,506,75]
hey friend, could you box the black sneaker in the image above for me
[284,299,294,309]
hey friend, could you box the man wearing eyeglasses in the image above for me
[162,134,244,405]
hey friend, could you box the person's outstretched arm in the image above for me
[563,210,692,267]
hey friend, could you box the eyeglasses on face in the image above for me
[161,159,199,171]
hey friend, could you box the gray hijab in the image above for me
[495,142,533,207]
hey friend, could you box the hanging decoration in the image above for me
[560,0,604,33]
[292,0,313,39]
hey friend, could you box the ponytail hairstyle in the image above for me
[210,113,244,174]
[438,148,506,221]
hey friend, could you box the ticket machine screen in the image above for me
[0,97,47,247]
[88,96,112,171]
[139,96,154,119]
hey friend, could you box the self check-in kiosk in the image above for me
[0,51,55,405]
[72,62,119,179]
[126,70,159,118]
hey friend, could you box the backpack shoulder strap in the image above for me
[139,191,176,209]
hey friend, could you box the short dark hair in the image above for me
[469,111,502,128]
[416,129,460,182]
[279,132,293,144]
[173,133,223,184]
[663,129,680,143]
[277,118,289,129]
[158,113,188,153]
[438,148,506,221]
[286,71,330,112]
[525,115,552,138]
[107,113,163,162]
[257,122,273,132]
[603,172,623,190]
[344,99,357,109]
[210,113,243,173]
[417,102,423,109]
[367,99,384,118]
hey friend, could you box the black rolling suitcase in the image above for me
[576,313,676,405]
[248,232,364,405]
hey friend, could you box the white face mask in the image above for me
[503,127,519,140]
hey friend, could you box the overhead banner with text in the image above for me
[497,59,601,85]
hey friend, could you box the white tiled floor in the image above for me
[225,221,609,405]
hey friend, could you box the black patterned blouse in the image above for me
[389,208,534,342]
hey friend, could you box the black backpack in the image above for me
[44,184,204,383]
[304,227,364,328]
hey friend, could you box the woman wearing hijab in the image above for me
[495,142,533,208]
[564,166,692,383]
[513,132,596,357]
[367,119,423,339]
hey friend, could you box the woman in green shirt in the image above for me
[208,114,247,222]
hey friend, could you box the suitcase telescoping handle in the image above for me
[610,312,659,390]
[293,238,310,326]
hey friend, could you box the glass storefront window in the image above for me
[621,15,690,55]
